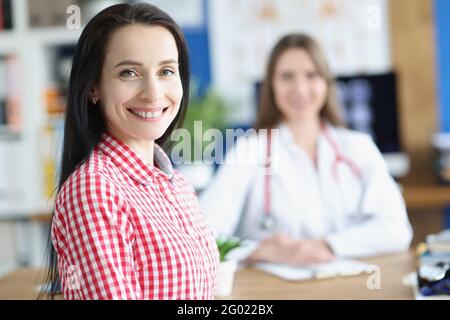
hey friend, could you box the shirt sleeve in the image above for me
[52,171,142,300]
[325,135,413,258]
[199,135,259,238]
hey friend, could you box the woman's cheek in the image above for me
[168,80,183,106]
[317,80,328,99]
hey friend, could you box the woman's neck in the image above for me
[129,140,155,166]
[286,118,321,162]
[108,128,155,166]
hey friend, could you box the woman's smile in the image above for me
[126,106,170,122]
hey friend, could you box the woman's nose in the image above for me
[139,77,160,103]
[293,77,309,96]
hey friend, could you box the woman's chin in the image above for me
[126,127,166,142]
[286,110,319,123]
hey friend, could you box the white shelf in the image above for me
[0,27,82,51]
[0,31,19,54]
[29,26,82,46]
[0,125,21,140]
[0,0,80,219]
[0,201,53,220]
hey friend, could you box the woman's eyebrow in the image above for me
[114,60,143,68]
[114,59,178,68]
[159,59,178,65]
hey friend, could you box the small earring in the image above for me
[91,96,98,105]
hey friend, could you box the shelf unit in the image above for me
[0,31,18,52]
[0,0,81,218]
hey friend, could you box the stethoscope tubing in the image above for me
[261,123,364,231]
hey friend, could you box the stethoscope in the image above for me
[259,123,366,232]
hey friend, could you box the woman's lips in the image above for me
[127,106,169,122]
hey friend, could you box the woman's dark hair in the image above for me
[255,33,344,130]
[40,3,190,299]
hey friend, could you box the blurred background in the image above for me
[0,0,449,279]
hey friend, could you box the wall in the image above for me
[435,0,450,133]
[208,0,391,124]
[389,0,447,239]
[389,0,438,180]
[435,0,450,227]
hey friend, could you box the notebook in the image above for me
[253,259,371,281]
[225,239,370,281]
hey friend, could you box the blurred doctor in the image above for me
[200,33,412,265]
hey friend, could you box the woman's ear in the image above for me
[90,87,100,105]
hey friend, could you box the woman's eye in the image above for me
[280,73,294,81]
[307,71,320,79]
[160,69,175,77]
[119,69,139,78]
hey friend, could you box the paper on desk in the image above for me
[253,259,371,281]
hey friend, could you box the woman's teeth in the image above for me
[130,109,164,119]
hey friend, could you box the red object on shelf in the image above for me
[0,0,4,30]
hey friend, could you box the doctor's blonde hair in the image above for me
[255,33,345,130]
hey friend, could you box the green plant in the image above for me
[181,87,230,161]
[216,238,243,262]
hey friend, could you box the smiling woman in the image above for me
[40,3,219,300]
[95,24,184,164]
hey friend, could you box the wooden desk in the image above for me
[0,268,47,300]
[400,173,450,210]
[403,183,450,210]
[0,252,416,300]
[221,252,416,300]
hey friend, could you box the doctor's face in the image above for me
[95,24,183,144]
[272,48,327,124]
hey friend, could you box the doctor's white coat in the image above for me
[199,123,413,258]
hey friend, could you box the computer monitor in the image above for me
[335,72,401,154]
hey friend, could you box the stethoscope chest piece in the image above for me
[260,213,277,232]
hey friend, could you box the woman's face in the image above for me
[96,24,183,144]
[272,48,327,124]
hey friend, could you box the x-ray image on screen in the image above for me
[336,72,401,153]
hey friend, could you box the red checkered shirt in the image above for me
[51,133,219,299]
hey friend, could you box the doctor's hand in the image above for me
[247,233,335,265]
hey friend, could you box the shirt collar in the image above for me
[278,122,295,144]
[277,121,335,158]
[97,132,174,185]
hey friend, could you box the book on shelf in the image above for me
[0,0,13,30]
[0,55,8,127]
[426,229,450,253]
[410,230,450,299]
[0,55,6,90]
[420,251,450,265]
[0,99,6,126]
[0,55,21,133]
[41,116,64,199]
[417,229,450,266]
